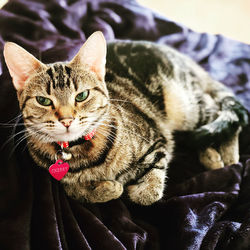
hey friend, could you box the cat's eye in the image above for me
[75,90,89,102]
[36,96,52,106]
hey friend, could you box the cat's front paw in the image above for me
[89,180,123,203]
[127,181,164,206]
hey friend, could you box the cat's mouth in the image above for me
[50,127,96,143]
[52,131,86,143]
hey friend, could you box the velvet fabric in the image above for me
[0,0,250,249]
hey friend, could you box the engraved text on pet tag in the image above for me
[49,159,69,181]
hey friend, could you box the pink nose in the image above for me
[60,118,73,128]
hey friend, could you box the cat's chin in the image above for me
[50,131,85,143]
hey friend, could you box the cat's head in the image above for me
[4,31,109,143]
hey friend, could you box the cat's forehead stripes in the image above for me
[46,64,74,94]
[46,68,53,95]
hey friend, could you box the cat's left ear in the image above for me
[70,31,106,81]
[4,42,45,92]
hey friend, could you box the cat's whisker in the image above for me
[94,125,117,139]
[108,102,138,119]
[2,127,32,149]
[90,121,150,143]
[9,129,39,156]
[109,101,127,111]
[109,98,132,104]
[99,115,142,130]
[94,127,122,147]
[27,130,54,142]
[10,129,51,157]
[4,122,45,148]
[89,116,143,135]
[12,132,33,149]
[0,113,25,139]
[4,113,23,124]
[0,122,34,128]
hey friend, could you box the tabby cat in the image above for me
[3,32,248,205]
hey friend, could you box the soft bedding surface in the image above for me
[0,0,250,249]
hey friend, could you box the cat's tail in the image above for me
[188,96,249,149]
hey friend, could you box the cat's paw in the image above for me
[199,147,224,170]
[219,146,239,166]
[89,180,123,203]
[127,168,165,205]
[219,129,240,166]
[127,181,164,206]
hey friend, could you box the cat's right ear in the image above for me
[3,42,44,91]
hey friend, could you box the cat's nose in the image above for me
[60,118,73,128]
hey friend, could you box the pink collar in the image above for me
[56,128,96,148]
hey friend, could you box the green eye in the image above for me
[36,96,52,106]
[75,90,89,102]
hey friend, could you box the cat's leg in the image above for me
[126,145,170,206]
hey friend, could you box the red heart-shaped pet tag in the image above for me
[49,159,69,180]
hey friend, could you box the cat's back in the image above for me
[105,40,211,98]
[105,41,172,121]
[106,40,208,82]
[106,41,175,84]
[105,40,218,131]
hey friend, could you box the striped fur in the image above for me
[5,35,248,205]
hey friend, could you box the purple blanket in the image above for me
[1,0,250,249]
